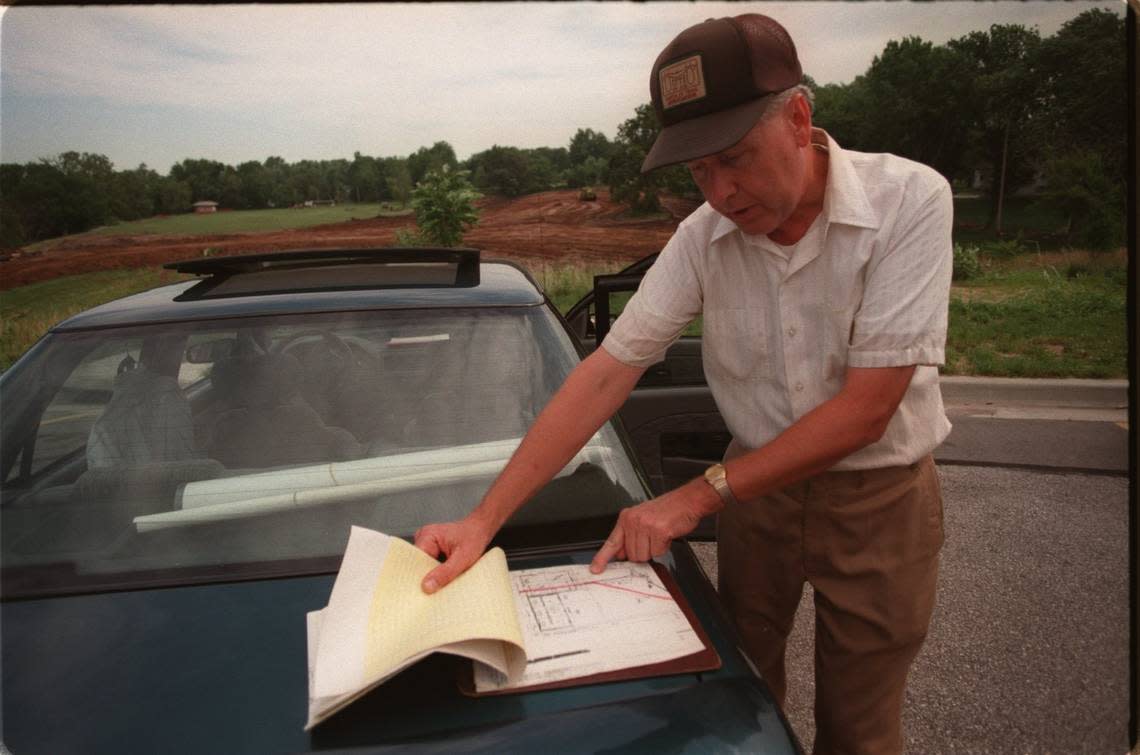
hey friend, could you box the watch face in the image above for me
[705,464,734,504]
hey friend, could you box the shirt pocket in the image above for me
[702,307,770,382]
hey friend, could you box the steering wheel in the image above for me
[274,330,377,418]
[274,329,365,369]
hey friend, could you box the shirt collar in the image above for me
[817,129,879,230]
[709,128,880,245]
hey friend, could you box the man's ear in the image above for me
[789,93,813,147]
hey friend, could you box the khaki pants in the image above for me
[717,454,943,755]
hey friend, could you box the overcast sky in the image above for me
[0,1,1125,173]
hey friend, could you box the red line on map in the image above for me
[518,580,672,601]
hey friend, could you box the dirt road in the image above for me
[0,190,701,289]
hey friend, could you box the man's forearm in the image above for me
[723,365,916,505]
[468,346,646,532]
[587,365,917,572]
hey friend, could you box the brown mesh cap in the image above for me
[641,14,802,173]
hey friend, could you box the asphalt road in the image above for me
[691,380,1131,754]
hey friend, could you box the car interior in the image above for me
[0,307,641,590]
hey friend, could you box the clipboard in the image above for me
[457,560,721,696]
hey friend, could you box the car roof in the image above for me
[52,249,547,332]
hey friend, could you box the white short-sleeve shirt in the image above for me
[601,129,953,470]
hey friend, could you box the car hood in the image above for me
[1,548,799,754]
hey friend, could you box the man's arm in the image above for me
[589,364,916,570]
[414,346,646,592]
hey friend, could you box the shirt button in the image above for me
[787,326,797,338]
[795,382,804,392]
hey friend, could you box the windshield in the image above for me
[1,306,646,596]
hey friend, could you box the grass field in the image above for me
[29,202,412,247]
[0,268,191,368]
[1,252,1126,377]
[943,253,1127,378]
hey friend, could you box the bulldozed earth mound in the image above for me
[0,189,702,289]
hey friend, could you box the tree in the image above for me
[949,24,1043,231]
[850,37,976,181]
[320,159,352,202]
[524,147,564,191]
[290,160,323,202]
[606,104,696,213]
[465,145,560,197]
[218,167,245,209]
[565,128,613,188]
[349,152,385,203]
[236,161,271,209]
[568,128,612,166]
[48,151,116,228]
[564,156,606,190]
[154,176,192,215]
[385,158,413,207]
[410,165,480,247]
[1037,149,1124,250]
[0,164,30,247]
[0,155,117,242]
[407,141,458,185]
[812,78,871,150]
[1035,9,1126,183]
[467,145,531,197]
[169,158,229,203]
[109,164,159,221]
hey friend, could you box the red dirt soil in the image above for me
[0,189,701,290]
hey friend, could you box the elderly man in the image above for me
[416,13,952,754]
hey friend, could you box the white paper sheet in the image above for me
[473,562,706,692]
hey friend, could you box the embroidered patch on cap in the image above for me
[659,55,706,109]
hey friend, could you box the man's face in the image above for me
[685,98,809,237]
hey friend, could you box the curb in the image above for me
[940,376,1129,409]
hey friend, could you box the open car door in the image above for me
[564,254,729,538]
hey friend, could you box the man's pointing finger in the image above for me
[590,531,624,574]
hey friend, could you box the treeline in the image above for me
[811,8,1124,248]
[0,9,1123,249]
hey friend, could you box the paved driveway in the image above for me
[693,467,1129,752]
[691,379,1131,753]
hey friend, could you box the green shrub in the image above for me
[393,227,428,247]
[977,238,1024,260]
[410,166,480,247]
[952,243,982,281]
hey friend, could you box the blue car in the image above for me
[1,248,800,753]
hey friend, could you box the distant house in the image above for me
[193,201,219,214]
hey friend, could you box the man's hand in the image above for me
[589,479,722,573]
[414,515,495,594]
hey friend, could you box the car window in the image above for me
[28,338,143,477]
[0,306,646,595]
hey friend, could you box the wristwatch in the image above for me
[703,463,738,507]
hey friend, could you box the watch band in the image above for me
[703,463,738,506]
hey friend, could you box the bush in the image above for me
[393,227,428,247]
[977,238,1024,260]
[1037,150,1125,251]
[410,166,480,247]
[952,243,983,281]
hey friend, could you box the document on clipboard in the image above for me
[305,526,719,729]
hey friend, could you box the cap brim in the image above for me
[641,96,774,173]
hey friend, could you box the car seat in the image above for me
[197,352,363,469]
[62,365,225,550]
